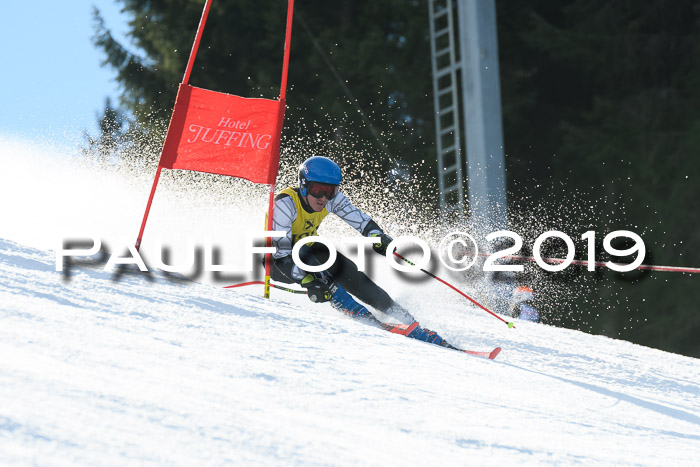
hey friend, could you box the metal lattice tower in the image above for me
[428,0,507,230]
[428,0,465,222]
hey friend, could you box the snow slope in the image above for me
[1,137,699,465]
[2,238,700,466]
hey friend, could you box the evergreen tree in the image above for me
[82,97,126,166]
[91,0,435,178]
[497,0,700,356]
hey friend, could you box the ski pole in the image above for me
[225,281,307,295]
[393,251,515,329]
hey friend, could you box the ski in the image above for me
[462,347,501,360]
[382,322,501,359]
[381,321,419,336]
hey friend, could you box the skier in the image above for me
[269,155,457,348]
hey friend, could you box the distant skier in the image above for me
[509,285,539,322]
[269,156,456,348]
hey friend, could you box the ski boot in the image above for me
[406,325,445,345]
[385,303,455,348]
[330,286,423,336]
[329,283,373,318]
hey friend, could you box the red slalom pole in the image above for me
[279,0,295,100]
[476,253,700,274]
[182,0,213,85]
[135,0,212,251]
[135,166,162,251]
[393,251,515,328]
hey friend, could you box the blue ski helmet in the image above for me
[298,156,342,197]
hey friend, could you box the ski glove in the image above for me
[369,231,394,256]
[301,273,337,303]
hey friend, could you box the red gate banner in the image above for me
[135,0,295,298]
[159,83,285,185]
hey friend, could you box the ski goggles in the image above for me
[306,182,339,200]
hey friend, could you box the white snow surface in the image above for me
[1,137,699,465]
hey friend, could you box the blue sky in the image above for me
[0,1,130,147]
